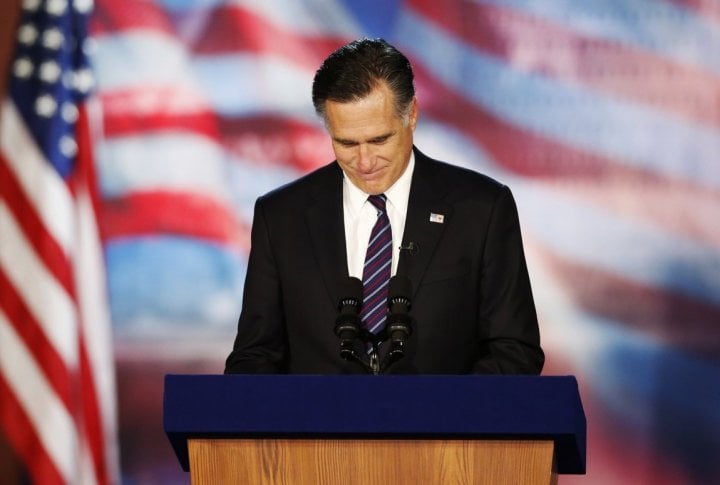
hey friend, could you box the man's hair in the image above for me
[312,38,415,122]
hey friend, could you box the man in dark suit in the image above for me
[225,39,544,374]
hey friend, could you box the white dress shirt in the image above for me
[342,152,415,279]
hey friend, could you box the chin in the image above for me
[352,175,388,195]
[365,185,387,196]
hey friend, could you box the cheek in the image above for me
[381,143,405,164]
[332,147,353,165]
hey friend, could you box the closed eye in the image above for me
[368,134,392,144]
[334,138,358,147]
[333,132,394,147]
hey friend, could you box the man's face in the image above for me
[324,83,418,195]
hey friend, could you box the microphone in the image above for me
[334,277,364,363]
[399,241,419,256]
[382,275,413,369]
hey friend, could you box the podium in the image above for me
[164,375,586,484]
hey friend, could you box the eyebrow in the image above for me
[368,132,394,143]
[333,131,395,145]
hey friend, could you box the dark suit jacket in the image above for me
[225,147,544,374]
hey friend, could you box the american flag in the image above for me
[0,0,118,484]
[30,0,720,483]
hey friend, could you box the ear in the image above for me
[408,96,419,130]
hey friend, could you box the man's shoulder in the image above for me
[259,161,341,205]
[414,148,506,196]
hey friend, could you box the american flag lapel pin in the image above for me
[429,212,445,224]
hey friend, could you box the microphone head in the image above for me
[388,275,412,308]
[338,276,363,311]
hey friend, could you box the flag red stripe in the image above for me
[539,243,720,358]
[547,177,720,249]
[410,0,720,127]
[0,268,73,410]
[74,107,112,485]
[100,87,220,140]
[75,106,108,237]
[0,374,65,485]
[667,0,720,26]
[100,190,249,248]
[89,0,174,36]
[100,102,332,172]
[190,5,349,68]
[0,154,75,298]
[217,114,332,172]
[78,339,108,485]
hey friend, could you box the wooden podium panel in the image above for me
[188,438,556,485]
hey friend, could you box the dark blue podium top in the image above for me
[163,374,586,474]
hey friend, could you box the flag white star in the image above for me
[13,57,34,79]
[42,27,65,50]
[62,102,79,123]
[22,0,41,12]
[17,24,38,45]
[73,68,94,93]
[35,93,58,117]
[74,0,94,14]
[39,60,62,83]
[60,135,78,157]
[46,0,68,16]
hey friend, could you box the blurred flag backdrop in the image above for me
[7,0,719,483]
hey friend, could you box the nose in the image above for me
[357,144,373,172]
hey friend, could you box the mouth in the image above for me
[358,166,385,181]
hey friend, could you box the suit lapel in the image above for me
[305,164,348,307]
[398,149,453,299]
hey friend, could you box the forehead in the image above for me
[324,85,401,140]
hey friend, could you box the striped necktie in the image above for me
[360,194,392,334]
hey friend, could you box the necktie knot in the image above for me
[368,194,387,214]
